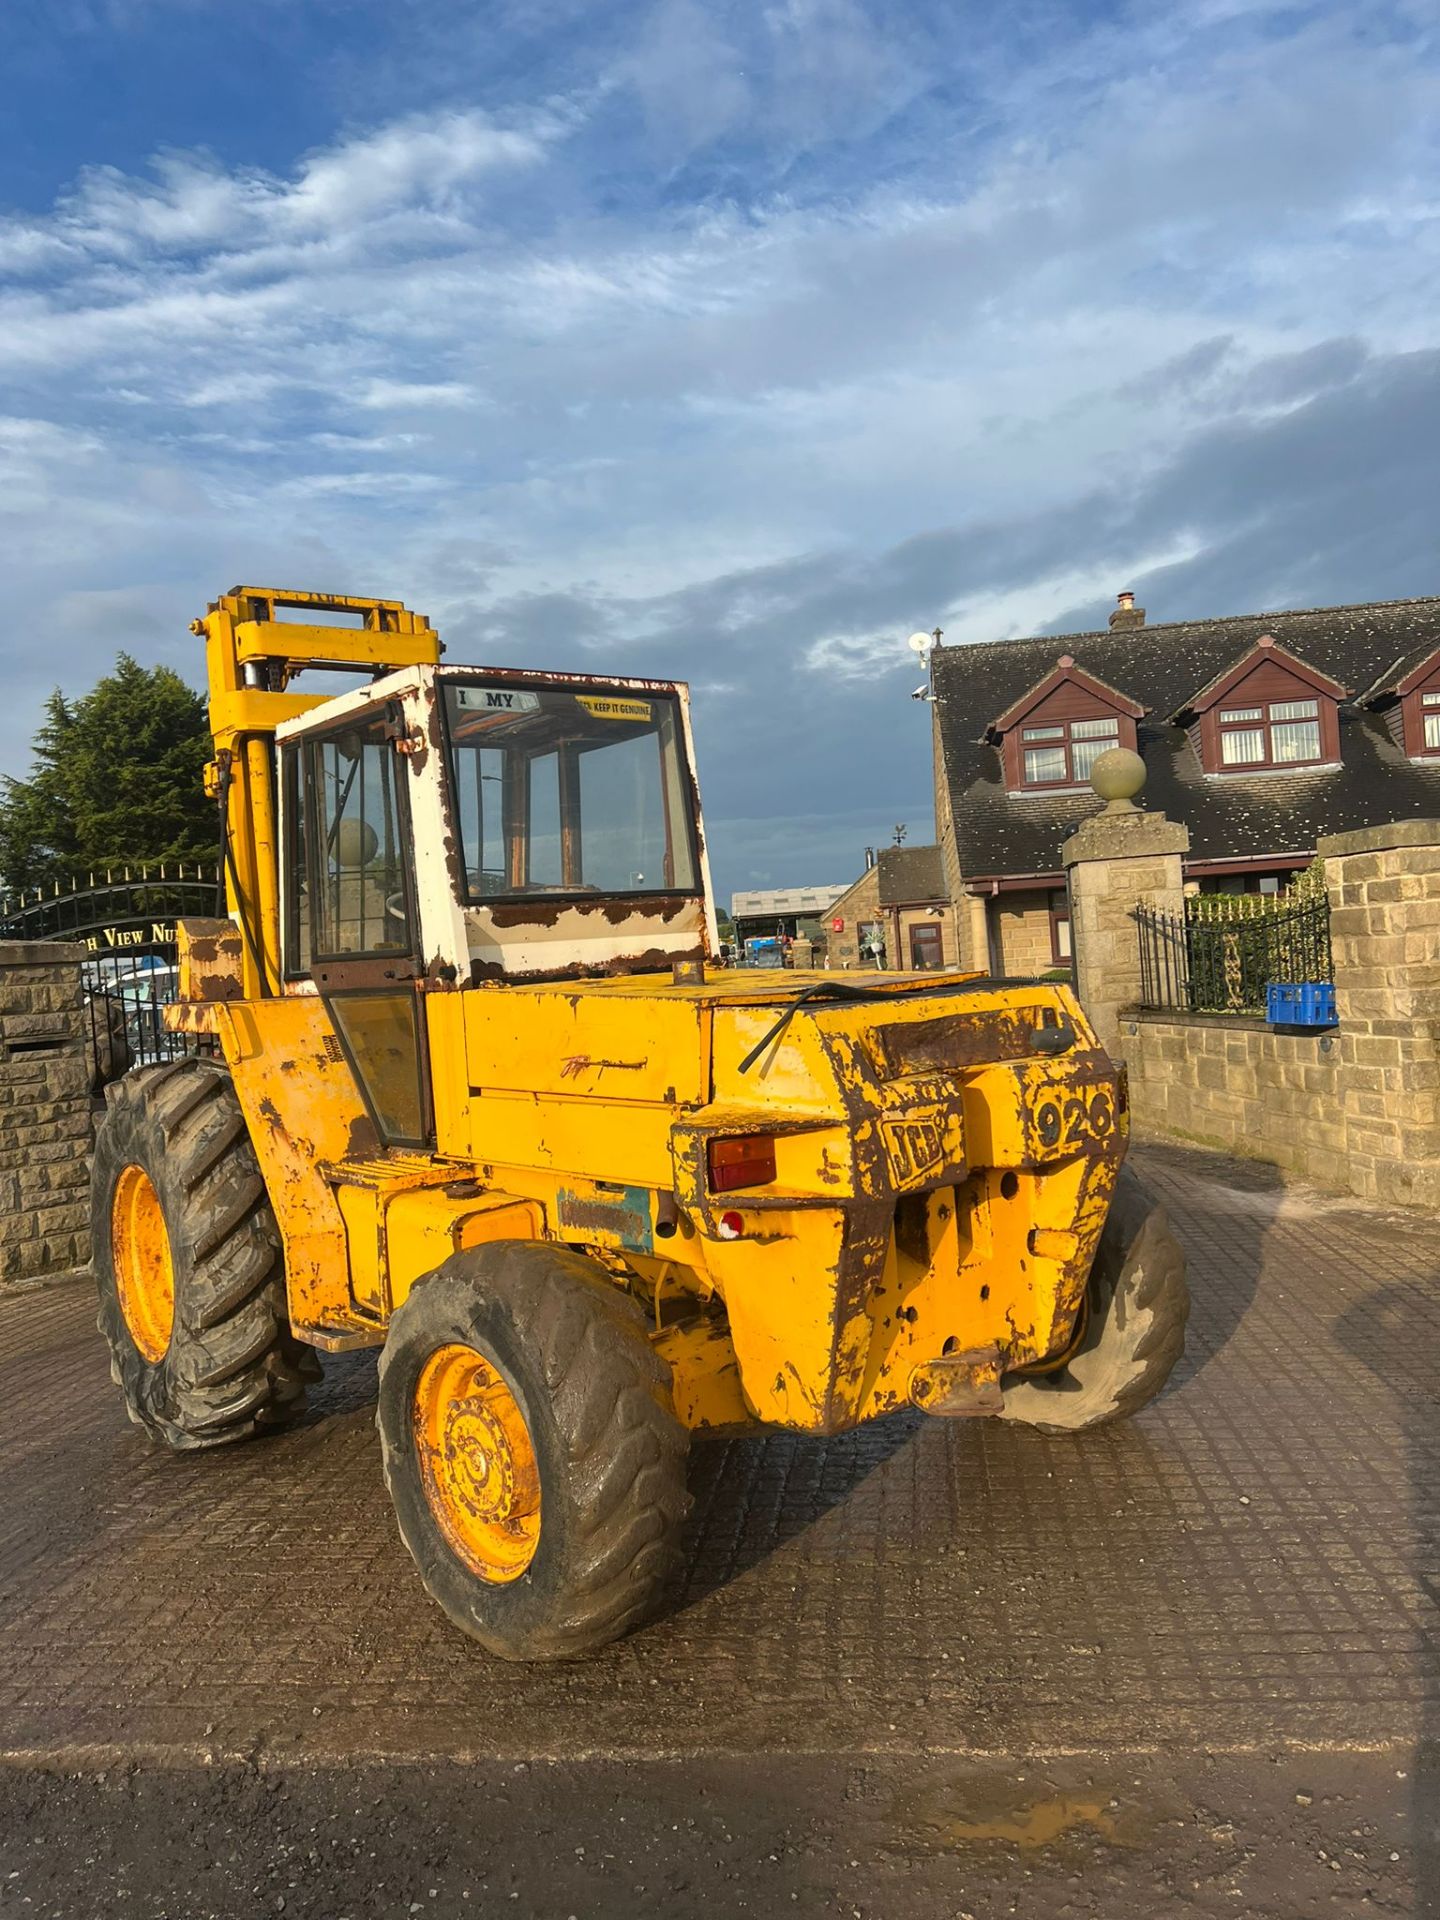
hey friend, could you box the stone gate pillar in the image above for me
[0,941,94,1283]
[1319,819,1440,1210]
[1061,755,1189,1060]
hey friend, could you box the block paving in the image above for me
[0,1142,1435,1766]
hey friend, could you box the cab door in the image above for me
[281,703,431,1149]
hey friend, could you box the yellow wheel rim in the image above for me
[413,1343,541,1584]
[112,1164,175,1364]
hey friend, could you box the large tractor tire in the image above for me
[92,1058,320,1449]
[377,1242,691,1661]
[998,1164,1188,1434]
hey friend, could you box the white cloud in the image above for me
[356,380,480,410]
[274,470,450,498]
[281,114,546,233]
[309,429,428,451]
[6,109,552,269]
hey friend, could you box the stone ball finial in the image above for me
[1089,746,1146,812]
[334,817,380,868]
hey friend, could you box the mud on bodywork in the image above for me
[175,919,245,1003]
[680,982,1127,1434]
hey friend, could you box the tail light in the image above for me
[707,1134,777,1193]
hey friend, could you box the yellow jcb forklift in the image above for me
[93,588,1187,1660]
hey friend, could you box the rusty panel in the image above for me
[870,1004,1064,1077]
[698,1207,851,1429]
[175,918,245,1003]
[461,901,709,984]
[214,997,374,1333]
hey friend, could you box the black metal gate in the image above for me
[1136,895,1333,1016]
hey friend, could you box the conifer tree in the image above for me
[0,655,215,889]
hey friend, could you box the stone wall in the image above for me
[1314,819,1440,1209]
[0,942,94,1282]
[1122,1013,1347,1185]
[932,702,968,957]
[991,889,1058,977]
[1117,820,1440,1211]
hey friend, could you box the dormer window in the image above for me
[1361,644,1440,759]
[1022,714,1120,786]
[1175,634,1345,777]
[989,655,1145,795]
[1218,697,1323,768]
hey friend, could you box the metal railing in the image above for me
[83,948,211,1087]
[1136,895,1333,1017]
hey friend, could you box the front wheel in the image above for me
[92,1059,320,1449]
[377,1242,691,1661]
[998,1164,1189,1433]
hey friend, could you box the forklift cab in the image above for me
[272,664,717,1145]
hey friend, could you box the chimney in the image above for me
[1109,589,1146,631]
[864,847,876,870]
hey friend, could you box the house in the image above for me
[931,591,1440,974]
[826,844,955,970]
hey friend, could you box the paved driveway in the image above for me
[1,1142,1436,1916]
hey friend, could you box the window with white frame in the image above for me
[1021,713,1120,787]
[1217,696,1323,769]
[1423,690,1440,751]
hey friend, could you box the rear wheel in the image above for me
[998,1165,1188,1433]
[377,1242,691,1661]
[93,1059,320,1449]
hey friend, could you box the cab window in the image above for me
[292,714,413,960]
[442,681,698,900]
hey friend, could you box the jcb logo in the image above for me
[883,1116,947,1186]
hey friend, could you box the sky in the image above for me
[0,0,1437,903]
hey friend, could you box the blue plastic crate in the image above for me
[1265,981,1337,1028]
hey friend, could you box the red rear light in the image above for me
[707,1134,777,1193]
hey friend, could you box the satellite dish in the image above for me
[907,631,933,655]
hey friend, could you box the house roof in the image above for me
[1361,640,1440,703]
[989,655,1147,734]
[876,843,945,904]
[931,594,1440,881]
[1172,635,1350,721]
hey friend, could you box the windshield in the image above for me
[441,679,699,900]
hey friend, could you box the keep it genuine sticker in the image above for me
[576,695,652,723]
